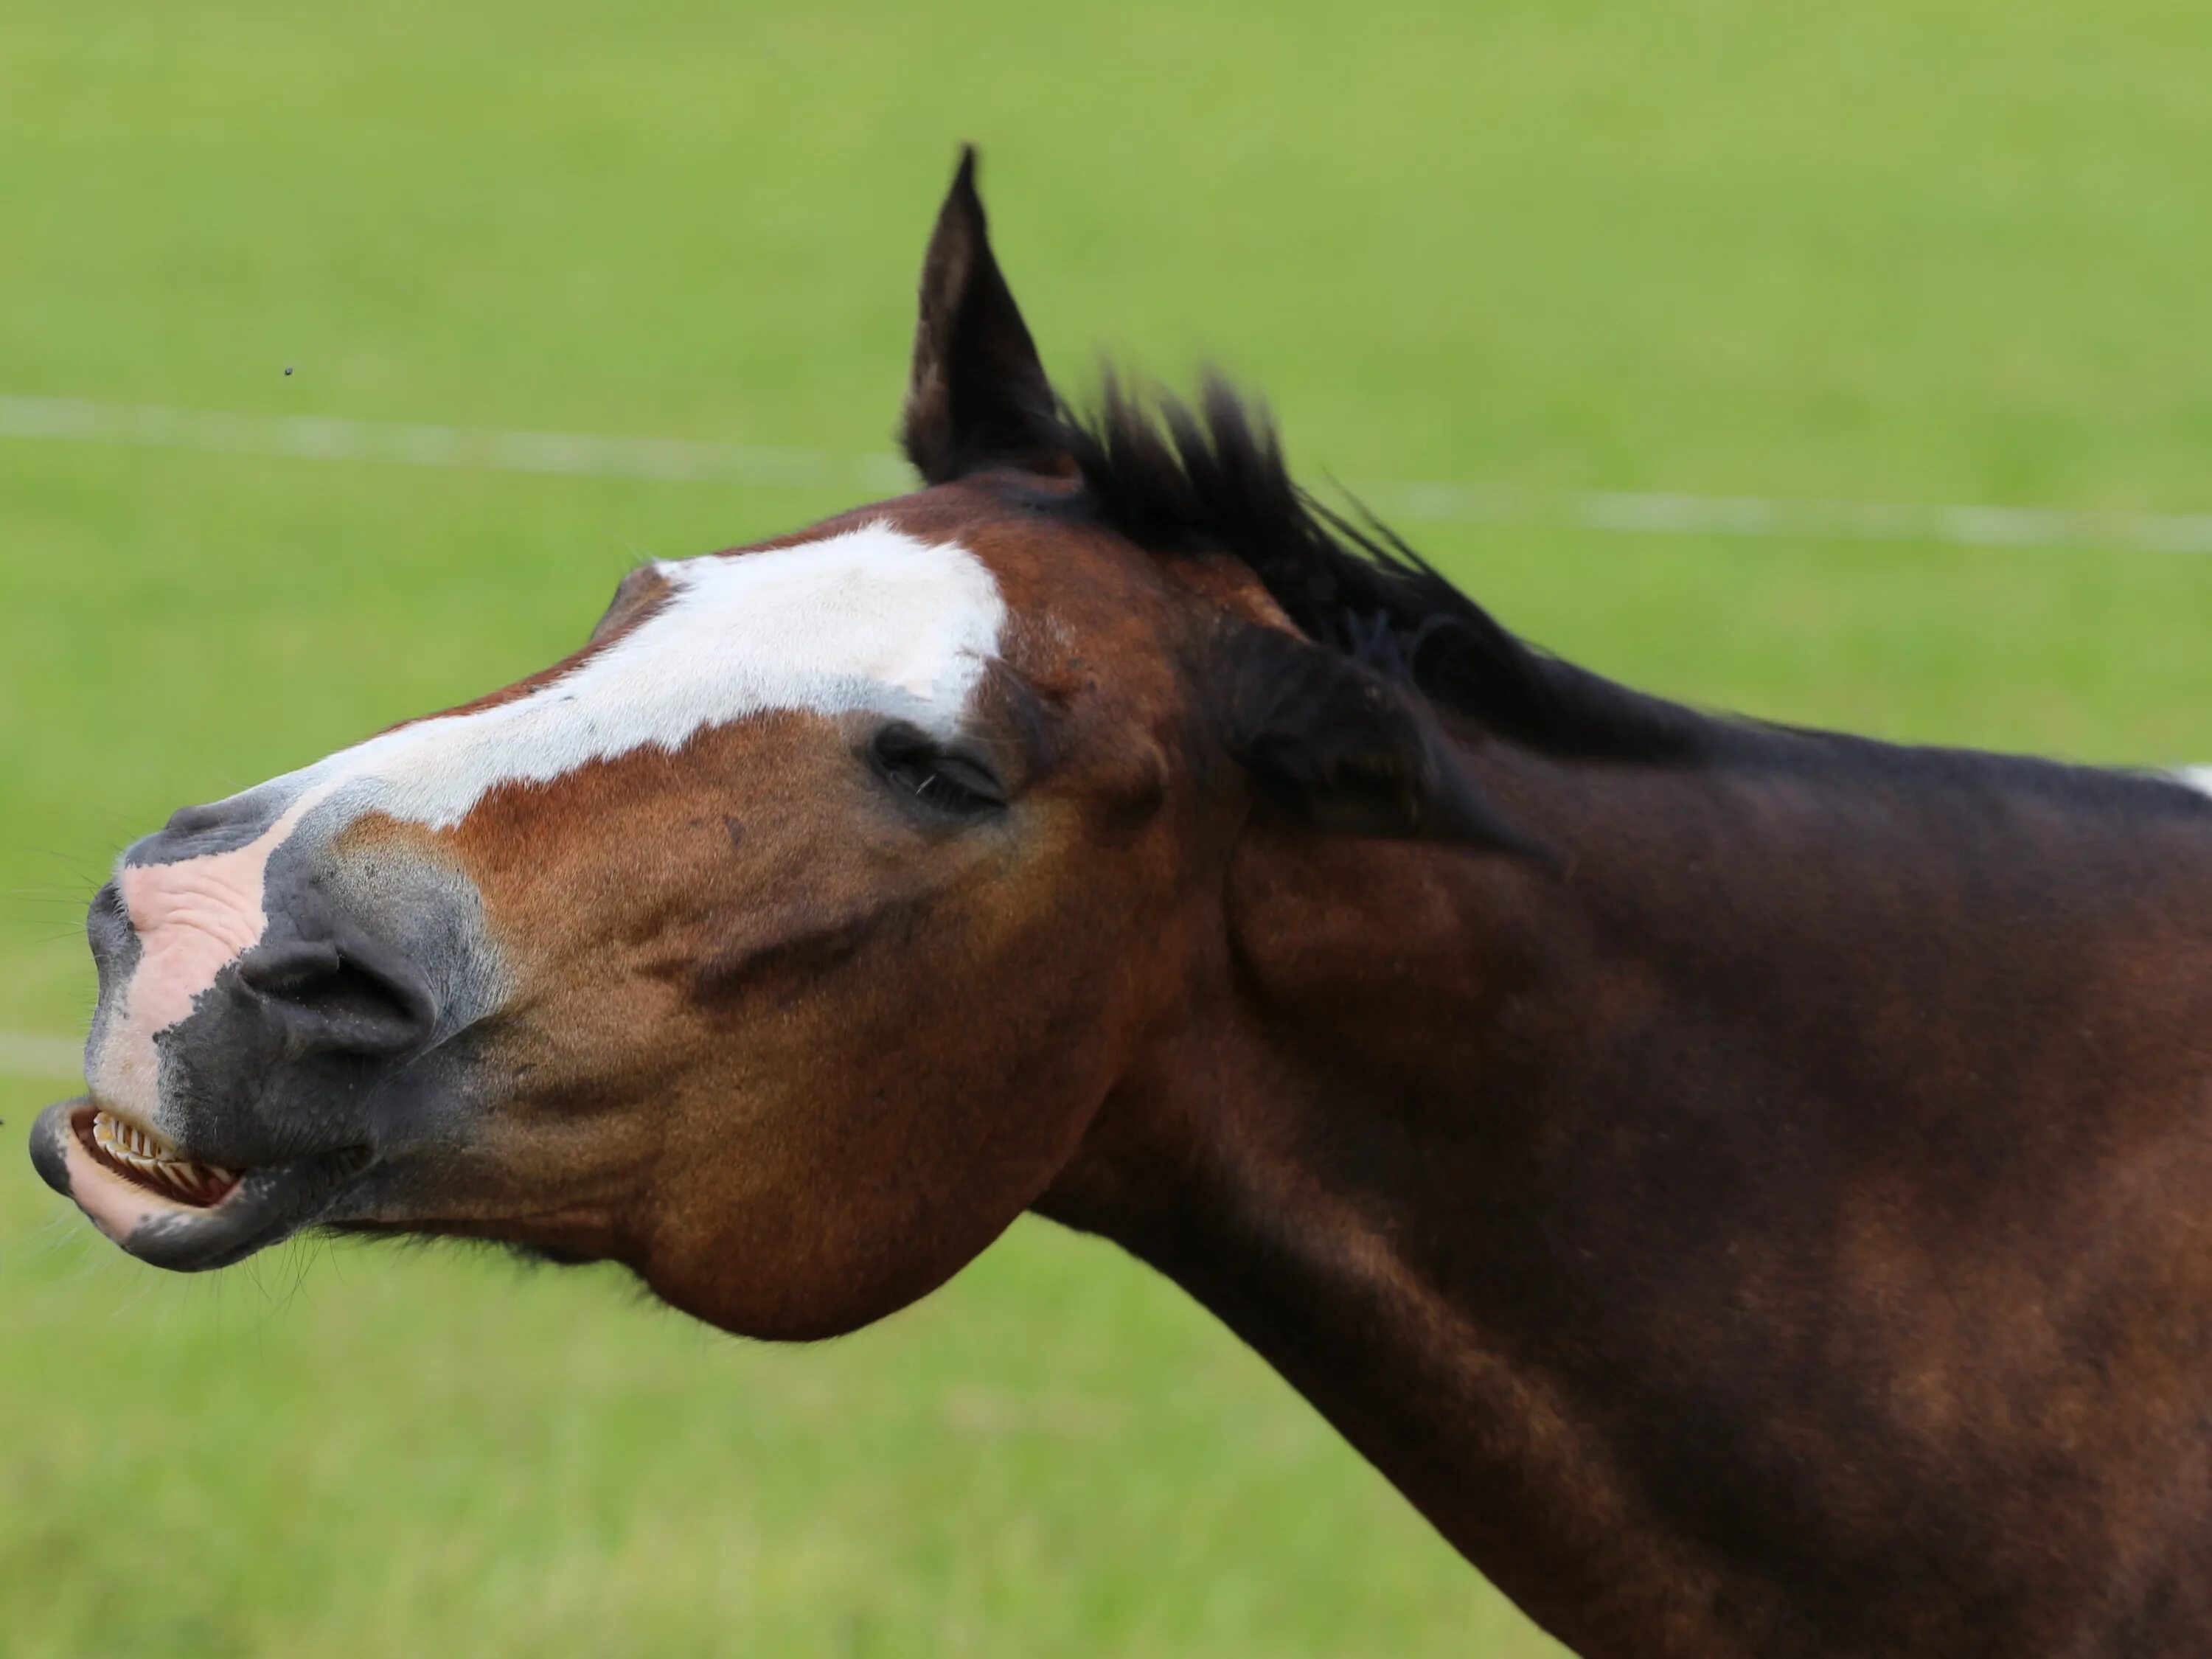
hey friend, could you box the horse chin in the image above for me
[29,1096,372,1273]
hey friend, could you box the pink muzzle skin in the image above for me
[90,790,322,1122]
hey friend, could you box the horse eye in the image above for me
[869,725,1006,818]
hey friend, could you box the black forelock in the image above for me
[1026,375,1722,765]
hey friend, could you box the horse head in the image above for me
[32,152,1525,1338]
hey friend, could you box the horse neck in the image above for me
[1040,734,2212,1659]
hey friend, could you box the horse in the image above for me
[31,150,2212,1658]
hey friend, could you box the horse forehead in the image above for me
[336,521,1006,821]
[606,520,1011,723]
[120,521,1009,894]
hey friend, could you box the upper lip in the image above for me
[29,1097,372,1272]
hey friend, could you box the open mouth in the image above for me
[29,1097,371,1273]
[80,1109,242,1208]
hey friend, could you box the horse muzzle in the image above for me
[32,915,431,1268]
[31,795,504,1270]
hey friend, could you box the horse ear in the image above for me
[1217,624,1542,855]
[901,147,1065,485]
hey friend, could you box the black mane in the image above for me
[1029,378,1724,765]
[1012,380,2212,819]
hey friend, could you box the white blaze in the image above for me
[91,524,1007,1119]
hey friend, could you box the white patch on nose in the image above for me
[93,523,1007,1116]
[2175,767,2212,799]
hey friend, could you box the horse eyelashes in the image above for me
[869,725,1006,818]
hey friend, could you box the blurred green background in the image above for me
[4,1,2210,1654]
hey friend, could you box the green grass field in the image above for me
[5,1,2212,1653]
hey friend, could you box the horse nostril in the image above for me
[89,880,129,930]
[86,881,137,975]
[241,942,434,1057]
[163,802,229,837]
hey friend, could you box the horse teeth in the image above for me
[87,1109,242,1205]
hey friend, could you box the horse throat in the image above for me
[1037,776,1743,1658]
